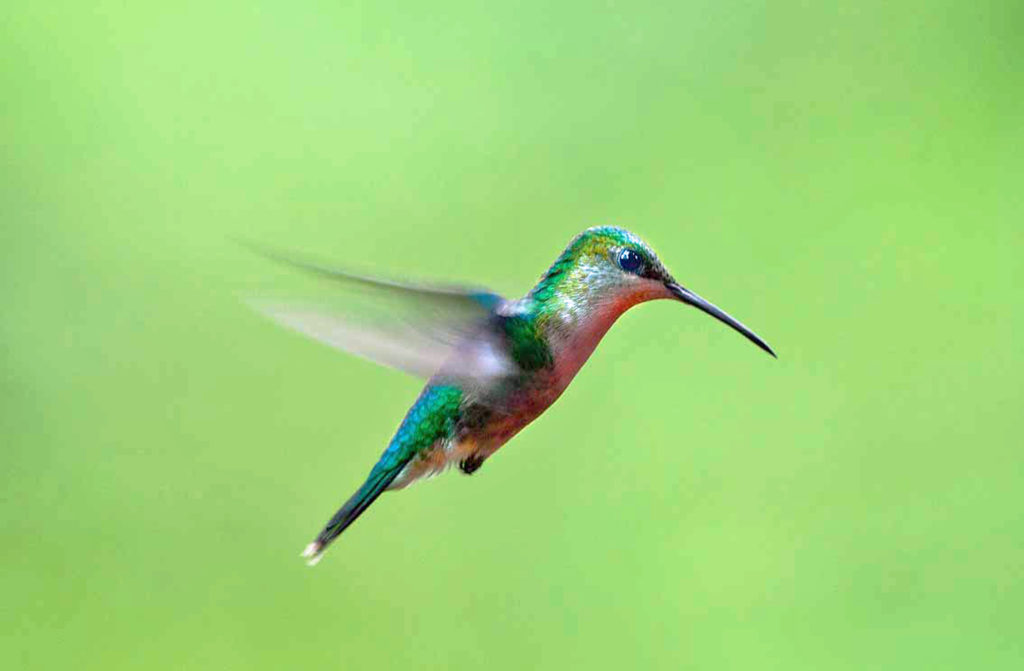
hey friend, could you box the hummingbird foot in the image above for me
[459,453,486,475]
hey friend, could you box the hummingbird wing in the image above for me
[245,245,515,384]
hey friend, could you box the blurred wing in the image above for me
[246,245,513,383]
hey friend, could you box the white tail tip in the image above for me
[301,542,324,566]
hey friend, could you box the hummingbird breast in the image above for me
[444,315,617,469]
[544,300,626,391]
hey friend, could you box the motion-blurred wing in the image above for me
[246,246,513,383]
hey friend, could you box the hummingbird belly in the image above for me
[388,376,564,490]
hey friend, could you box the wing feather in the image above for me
[244,244,515,385]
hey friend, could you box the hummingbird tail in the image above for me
[301,465,403,565]
[301,384,464,565]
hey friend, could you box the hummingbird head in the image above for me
[532,226,775,357]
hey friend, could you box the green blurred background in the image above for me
[3,1,1022,669]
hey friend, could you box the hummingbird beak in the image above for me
[665,282,776,358]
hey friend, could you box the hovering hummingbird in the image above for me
[250,226,774,564]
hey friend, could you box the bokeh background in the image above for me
[3,1,1022,669]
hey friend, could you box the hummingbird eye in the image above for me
[616,248,644,275]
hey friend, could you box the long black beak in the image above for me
[666,282,776,358]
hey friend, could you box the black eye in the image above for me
[617,249,644,275]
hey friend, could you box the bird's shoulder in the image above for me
[491,305,554,372]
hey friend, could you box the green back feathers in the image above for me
[385,385,463,464]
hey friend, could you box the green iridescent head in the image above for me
[531,226,676,308]
[532,226,776,357]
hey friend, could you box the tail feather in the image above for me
[301,384,464,565]
[301,466,403,565]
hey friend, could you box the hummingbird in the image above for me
[250,226,774,564]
